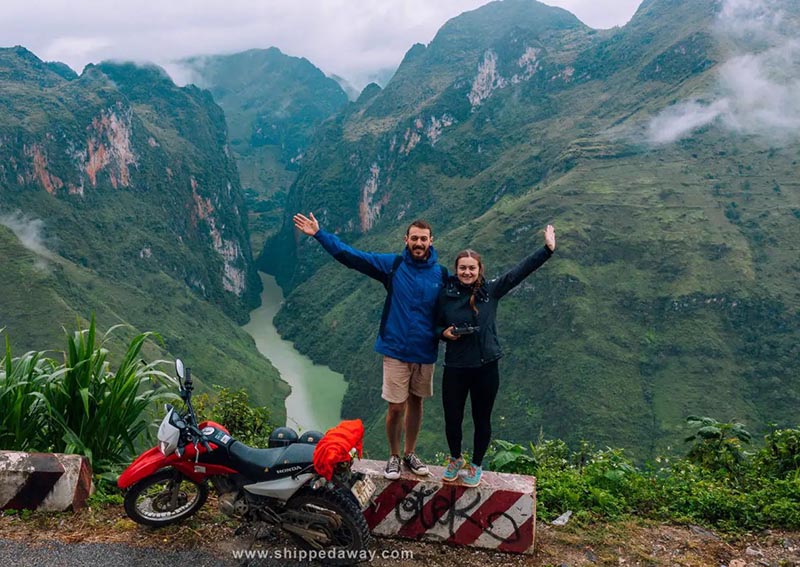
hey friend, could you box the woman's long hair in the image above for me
[454,249,484,313]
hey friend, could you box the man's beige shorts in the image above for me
[382,356,434,404]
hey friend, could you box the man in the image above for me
[293,212,446,479]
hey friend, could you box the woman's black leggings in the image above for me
[441,361,499,467]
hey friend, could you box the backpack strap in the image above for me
[381,255,404,291]
[379,255,404,338]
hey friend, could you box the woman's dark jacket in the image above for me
[435,246,552,368]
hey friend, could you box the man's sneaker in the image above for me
[403,452,429,476]
[442,455,465,482]
[461,463,482,487]
[384,455,401,480]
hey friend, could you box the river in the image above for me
[242,273,348,433]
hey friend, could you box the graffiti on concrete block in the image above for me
[393,482,522,543]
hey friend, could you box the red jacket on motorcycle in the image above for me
[313,419,364,480]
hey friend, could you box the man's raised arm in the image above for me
[292,211,396,283]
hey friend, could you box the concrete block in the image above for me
[0,451,93,512]
[353,458,535,554]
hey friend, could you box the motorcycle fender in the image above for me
[244,473,314,501]
[118,447,173,489]
[118,420,234,490]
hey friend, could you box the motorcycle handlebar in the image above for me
[175,361,210,453]
[183,369,194,397]
[186,422,214,454]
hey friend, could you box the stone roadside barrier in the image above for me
[353,458,536,554]
[0,451,93,511]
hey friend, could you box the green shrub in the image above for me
[193,386,275,447]
[752,426,800,479]
[489,439,536,473]
[487,421,800,531]
[684,416,752,479]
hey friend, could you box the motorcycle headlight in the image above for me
[157,408,181,456]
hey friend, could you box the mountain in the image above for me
[261,0,800,459]
[0,47,288,414]
[329,74,360,101]
[181,48,349,252]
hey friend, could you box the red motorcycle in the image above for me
[118,359,374,560]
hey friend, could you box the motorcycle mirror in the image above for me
[175,359,185,380]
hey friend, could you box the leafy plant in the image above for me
[684,415,752,477]
[0,338,55,451]
[752,426,800,480]
[0,317,176,476]
[43,317,177,474]
[193,386,275,447]
[489,439,536,472]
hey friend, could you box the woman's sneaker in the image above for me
[403,452,429,476]
[442,455,465,482]
[461,463,482,487]
[384,454,401,480]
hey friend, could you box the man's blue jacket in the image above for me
[314,229,446,364]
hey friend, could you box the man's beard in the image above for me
[410,245,427,258]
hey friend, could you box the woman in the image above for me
[436,225,556,486]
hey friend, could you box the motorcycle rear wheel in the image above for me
[285,487,371,564]
[123,468,208,527]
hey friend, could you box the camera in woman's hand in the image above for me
[451,323,480,336]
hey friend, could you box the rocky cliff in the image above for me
[0,48,286,412]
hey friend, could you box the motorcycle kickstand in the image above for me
[239,521,279,550]
[235,524,267,567]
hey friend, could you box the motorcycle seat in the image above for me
[228,441,315,481]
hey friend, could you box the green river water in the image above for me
[242,273,347,433]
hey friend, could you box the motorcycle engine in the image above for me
[219,491,249,516]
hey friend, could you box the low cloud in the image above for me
[718,42,800,139]
[162,61,207,89]
[646,99,729,144]
[1,1,641,92]
[716,0,789,42]
[0,212,55,260]
[645,0,800,145]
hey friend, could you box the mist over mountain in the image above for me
[179,48,349,251]
[261,0,800,458]
[641,0,800,145]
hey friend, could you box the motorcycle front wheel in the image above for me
[123,468,208,527]
[285,487,371,564]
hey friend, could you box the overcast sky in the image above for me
[2,0,642,89]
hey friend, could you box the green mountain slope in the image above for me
[261,0,800,458]
[0,48,287,415]
[182,48,349,251]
